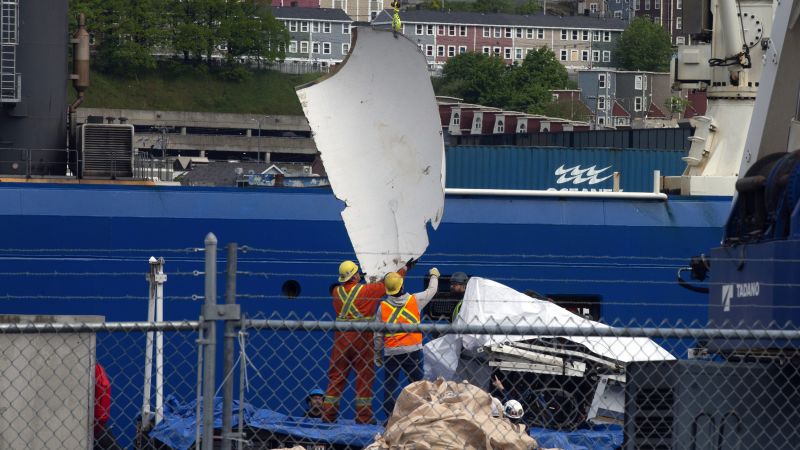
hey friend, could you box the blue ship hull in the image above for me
[0,182,730,325]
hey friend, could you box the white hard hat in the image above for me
[504,399,524,420]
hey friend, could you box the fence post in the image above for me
[221,243,238,450]
[143,257,167,429]
[202,233,218,450]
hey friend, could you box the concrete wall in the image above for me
[75,108,310,132]
[0,315,102,450]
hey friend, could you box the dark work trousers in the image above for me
[94,423,123,450]
[382,349,424,419]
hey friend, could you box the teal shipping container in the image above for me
[445,146,686,192]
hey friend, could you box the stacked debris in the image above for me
[366,378,543,450]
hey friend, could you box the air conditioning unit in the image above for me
[78,124,134,178]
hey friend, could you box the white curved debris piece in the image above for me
[297,27,445,279]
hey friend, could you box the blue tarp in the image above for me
[151,397,622,450]
[530,424,624,450]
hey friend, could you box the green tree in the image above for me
[507,48,574,113]
[515,0,542,15]
[664,96,690,118]
[614,17,673,71]
[472,0,513,13]
[436,52,511,107]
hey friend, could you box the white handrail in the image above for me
[445,188,668,201]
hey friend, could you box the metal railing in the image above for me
[0,148,78,177]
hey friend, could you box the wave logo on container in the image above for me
[721,282,760,312]
[555,165,614,185]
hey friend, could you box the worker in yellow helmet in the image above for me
[322,258,416,424]
[374,267,440,419]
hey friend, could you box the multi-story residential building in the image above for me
[272,0,322,7]
[318,0,385,22]
[272,7,353,66]
[579,0,636,21]
[634,0,689,44]
[577,69,671,128]
[372,10,627,71]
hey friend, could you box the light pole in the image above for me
[249,117,266,163]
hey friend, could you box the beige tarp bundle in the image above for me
[365,379,540,450]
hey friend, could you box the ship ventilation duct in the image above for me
[78,124,134,178]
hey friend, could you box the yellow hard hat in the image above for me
[384,272,404,295]
[338,260,359,282]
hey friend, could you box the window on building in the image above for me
[434,25,441,35]
[635,96,643,111]
[561,29,568,40]
[582,30,590,41]
[493,46,501,55]
[572,30,579,40]
[416,24,424,35]
[552,93,559,102]
[448,25,456,36]
[515,48,523,59]
[635,75,643,90]
[459,45,467,54]
[676,0,682,8]
[655,16,662,25]
[483,46,491,54]
[494,27,502,38]
[474,116,482,130]
[526,28,533,39]
[289,21,298,32]
[460,26,467,36]
[289,41,298,53]
[598,95,606,111]
[301,21,309,32]
[644,0,650,8]
[592,50,600,62]
[676,16,682,29]
[312,22,321,33]
[504,47,512,59]
[427,24,434,35]
[634,0,640,9]
[602,50,611,62]
[603,31,611,41]
[453,112,460,125]
[590,3,598,12]
[300,41,309,53]
[592,30,601,41]
[516,28,523,38]
[323,42,331,54]
[560,49,568,60]
[518,122,526,133]
[598,73,606,88]
[323,22,331,33]
[616,117,627,126]
[448,45,456,57]
[497,120,504,133]
[676,36,686,44]
[598,116,606,125]
[312,42,320,53]
[614,10,623,18]
[342,24,350,34]
[484,26,491,37]
[437,45,445,56]
[426,45,434,56]
[505,27,512,38]
[343,43,350,53]
[581,50,589,61]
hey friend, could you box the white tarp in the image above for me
[424,278,675,380]
[297,27,445,279]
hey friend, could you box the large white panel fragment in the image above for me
[297,27,445,279]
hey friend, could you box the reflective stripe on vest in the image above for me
[380,295,423,348]
[337,284,366,320]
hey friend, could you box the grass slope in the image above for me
[74,69,321,115]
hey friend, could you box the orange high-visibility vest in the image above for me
[380,294,423,348]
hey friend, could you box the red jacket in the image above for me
[95,363,111,424]
[331,268,407,320]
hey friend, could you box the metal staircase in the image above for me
[1,0,20,103]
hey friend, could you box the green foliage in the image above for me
[614,17,673,72]
[68,65,320,114]
[664,96,689,116]
[420,0,539,14]
[436,49,574,117]
[69,0,288,76]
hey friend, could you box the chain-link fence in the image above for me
[2,234,799,450]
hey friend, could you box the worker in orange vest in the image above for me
[374,268,439,418]
[322,259,414,424]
